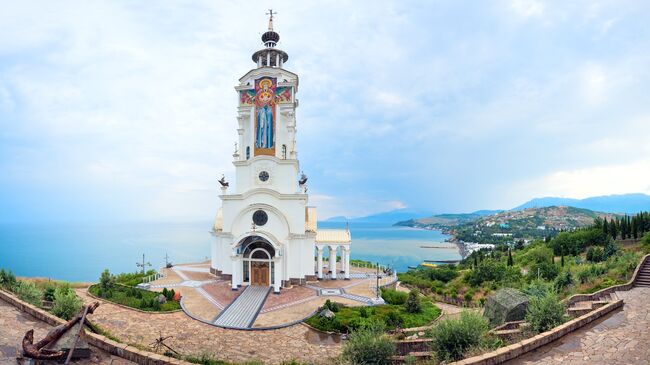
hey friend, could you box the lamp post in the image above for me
[376,262,379,298]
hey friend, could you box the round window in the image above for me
[253,210,268,226]
[258,171,270,182]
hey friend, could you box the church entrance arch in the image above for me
[239,236,275,287]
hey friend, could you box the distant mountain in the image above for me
[325,209,432,223]
[513,193,650,214]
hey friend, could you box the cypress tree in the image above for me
[610,219,618,240]
[603,218,609,236]
[507,249,513,266]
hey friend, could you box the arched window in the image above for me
[282,144,287,159]
[246,146,250,160]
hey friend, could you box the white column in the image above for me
[257,57,261,68]
[275,54,280,67]
[266,52,270,66]
[317,246,323,279]
[279,58,283,68]
[329,246,337,279]
[231,257,238,290]
[340,249,346,273]
[273,259,281,293]
[344,248,351,280]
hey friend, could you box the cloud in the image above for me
[1,1,650,222]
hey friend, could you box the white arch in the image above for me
[231,230,283,251]
[232,203,291,233]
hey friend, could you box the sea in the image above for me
[0,221,460,282]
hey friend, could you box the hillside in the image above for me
[513,193,650,214]
[398,206,620,244]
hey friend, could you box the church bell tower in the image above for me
[210,11,320,294]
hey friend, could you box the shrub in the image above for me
[525,291,566,333]
[323,299,340,312]
[15,281,43,306]
[425,266,459,283]
[527,261,559,281]
[522,279,553,299]
[586,247,605,262]
[0,269,17,291]
[385,310,403,327]
[549,228,609,255]
[380,288,408,305]
[342,325,395,365]
[405,289,422,313]
[43,285,56,302]
[603,240,619,259]
[466,261,510,286]
[554,270,573,291]
[428,311,489,362]
[51,286,82,320]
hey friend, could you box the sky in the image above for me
[1,0,650,222]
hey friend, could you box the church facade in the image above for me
[210,14,351,294]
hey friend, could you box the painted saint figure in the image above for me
[256,105,274,148]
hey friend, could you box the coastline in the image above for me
[396,222,467,260]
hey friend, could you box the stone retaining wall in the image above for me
[447,299,624,365]
[565,253,650,305]
[0,289,193,365]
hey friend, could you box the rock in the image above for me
[484,288,529,327]
[156,294,167,304]
[319,309,335,319]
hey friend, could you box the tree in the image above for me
[610,219,618,240]
[405,289,422,314]
[507,249,514,267]
[99,269,115,297]
[602,218,609,236]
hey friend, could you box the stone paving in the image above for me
[75,289,341,364]
[508,287,650,365]
[148,262,388,327]
[0,298,134,365]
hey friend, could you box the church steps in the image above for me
[213,286,271,329]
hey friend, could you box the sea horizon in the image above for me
[0,220,459,282]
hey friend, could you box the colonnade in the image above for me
[316,244,350,280]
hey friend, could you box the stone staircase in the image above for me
[634,259,650,287]
[567,292,618,318]
[213,286,271,329]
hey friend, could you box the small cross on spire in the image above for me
[266,9,276,30]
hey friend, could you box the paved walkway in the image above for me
[75,289,341,364]
[213,286,270,328]
[0,298,134,365]
[508,287,650,365]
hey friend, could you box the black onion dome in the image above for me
[262,30,280,44]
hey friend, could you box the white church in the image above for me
[210,13,352,294]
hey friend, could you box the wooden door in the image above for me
[251,262,269,286]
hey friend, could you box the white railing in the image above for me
[369,271,398,295]
[141,272,163,284]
